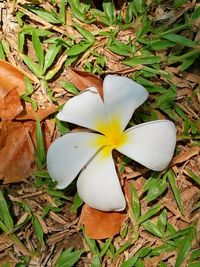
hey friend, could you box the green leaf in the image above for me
[36,119,46,168]
[142,220,163,237]
[168,50,200,64]
[108,37,133,56]
[121,247,151,267]
[157,209,167,234]
[159,23,191,36]
[99,238,112,258]
[29,7,61,24]
[0,42,5,60]
[43,44,61,73]
[67,41,91,56]
[185,169,200,186]
[143,172,160,193]
[21,95,38,111]
[102,0,116,25]
[114,240,132,257]
[83,229,99,256]
[55,118,70,135]
[133,0,146,14]
[162,33,195,48]
[74,23,94,43]
[175,228,196,267]
[124,55,161,66]
[188,262,200,267]
[91,254,101,267]
[59,0,66,24]
[150,39,175,50]
[146,178,168,203]
[125,2,134,23]
[138,203,161,224]
[70,193,83,213]
[32,214,44,244]
[153,88,176,110]
[24,76,34,95]
[192,6,200,20]
[65,55,78,66]
[181,54,199,71]
[55,248,84,267]
[60,81,80,95]
[130,181,140,221]
[120,222,128,239]
[91,9,111,26]
[68,0,87,22]
[167,226,194,240]
[167,169,184,214]
[0,190,14,230]
[22,27,52,36]
[32,31,44,67]
[190,249,200,262]
[45,189,69,200]
[174,0,187,8]
[150,243,176,256]
[21,54,42,78]
[18,31,25,53]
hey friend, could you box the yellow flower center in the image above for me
[92,117,128,158]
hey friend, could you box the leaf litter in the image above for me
[0,0,200,266]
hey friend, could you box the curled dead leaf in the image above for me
[82,204,126,239]
[67,68,103,97]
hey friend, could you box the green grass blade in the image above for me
[167,169,184,214]
[130,181,140,221]
[0,191,14,230]
[36,119,46,168]
[32,31,44,67]
[43,44,61,73]
[21,54,42,78]
[55,248,84,267]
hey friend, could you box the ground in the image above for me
[0,1,199,267]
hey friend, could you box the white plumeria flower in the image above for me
[47,75,176,212]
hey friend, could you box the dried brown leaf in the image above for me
[82,204,126,239]
[0,121,35,183]
[0,88,23,120]
[16,102,57,121]
[0,60,26,96]
[67,68,103,97]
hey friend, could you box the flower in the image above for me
[47,75,176,211]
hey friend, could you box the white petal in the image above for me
[47,132,102,189]
[118,120,176,171]
[77,148,126,211]
[103,75,148,131]
[57,87,106,131]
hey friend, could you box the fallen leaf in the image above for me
[0,60,56,121]
[82,204,126,239]
[67,68,103,97]
[16,102,57,121]
[0,60,26,96]
[0,121,36,183]
[0,88,23,120]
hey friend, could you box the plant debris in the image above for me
[0,0,199,266]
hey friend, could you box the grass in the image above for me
[0,0,199,266]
